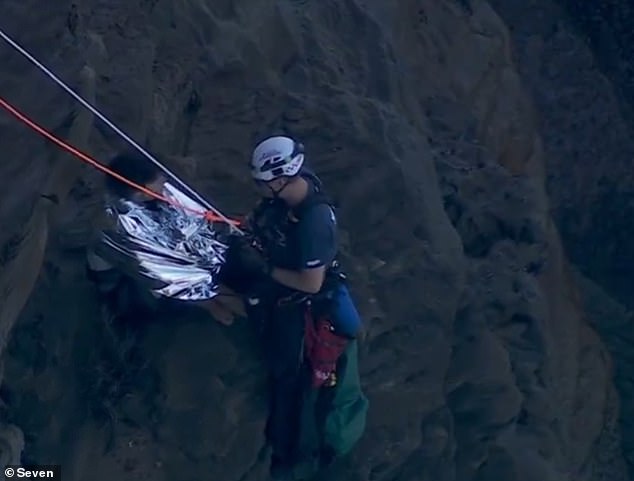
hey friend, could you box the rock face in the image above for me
[0,1,629,480]
[487,0,634,474]
[488,0,634,308]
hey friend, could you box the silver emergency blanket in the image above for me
[100,182,230,301]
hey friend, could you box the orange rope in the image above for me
[0,96,241,226]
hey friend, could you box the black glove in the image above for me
[224,235,271,281]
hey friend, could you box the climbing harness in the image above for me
[0,27,241,231]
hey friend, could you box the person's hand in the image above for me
[199,284,246,326]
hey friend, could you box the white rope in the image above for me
[0,27,242,233]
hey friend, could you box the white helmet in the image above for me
[250,135,304,182]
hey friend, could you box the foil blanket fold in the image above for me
[99,182,229,301]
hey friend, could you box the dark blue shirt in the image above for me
[294,199,337,270]
[251,176,338,274]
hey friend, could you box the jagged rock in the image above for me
[0,1,630,480]
[0,423,24,468]
[489,1,634,477]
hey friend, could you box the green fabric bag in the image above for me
[322,340,368,456]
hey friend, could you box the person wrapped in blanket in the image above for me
[85,151,168,322]
[85,150,244,325]
[218,136,369,480]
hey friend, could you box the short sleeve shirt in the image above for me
[253,184,338,272]
[295,202,337,269]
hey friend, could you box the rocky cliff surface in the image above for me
[0,1,630,480]
[488,0,634,474]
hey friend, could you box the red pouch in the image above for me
[304,308,349,388]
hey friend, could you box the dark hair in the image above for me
[105,150,163,198]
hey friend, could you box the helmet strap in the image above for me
[269,177,291,198]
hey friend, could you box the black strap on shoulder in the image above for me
[293,187,346,282]
[293,188,334,220]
